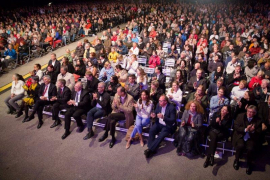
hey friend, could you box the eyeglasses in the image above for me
[159,100,166,102]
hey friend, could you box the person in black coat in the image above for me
[148,80,163,107]
[74,59,86,78]
[47,53,61,75]
[84,82,111,140]
[24,75,57,129]
[105,75,121,96]
[62,82,91,139]
[187,69,208,92]
[15,76,40,121]
[151,66,166,92]
[225,66,247,92]
[50,79,71,128]
[234,91,257,119]
[44,65,58,84]
[232,105,262,175]
[62,57,75,74]
[207,78,224,100]
[204,106,232,168]
[85,71,99,93]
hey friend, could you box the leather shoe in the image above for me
[203,157,210,168]
[246,164,252,175]
[50,120,61,128]
[77,126,85,133]
[15,111,23,118]
[210,156,214,166]
[62,131,71,139]
[98,133,108,142]
[109,139,116,148]
[233,159,239,170]
[22,116,29,123]
[144,149,156,158]
[24,116,34,122]
[37,121,43,129]
[83,131,94,140]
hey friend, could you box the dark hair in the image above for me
[32,75,39,82]
[115,64,123,70]
[247,91,255,102]
[218,86,226,93]
[128,74,136,79]
[48,65,54,69]
[111,75,119,84]
[247,59,256,69]
[156,66,162,73]
[118,86,126,94]
[58,79,66,86]
[35,64,41,70]
[139,90,151,106]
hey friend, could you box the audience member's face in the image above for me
[128,77,135,84]
[172,83,178,91]
[239,82,245,89]
[51,54,56,60]
[217,89,224,97]
[235,67,241,73]
[159,96,167,107]
[217,80,222,87]
[221,106,228,115]
[247,108,256,118]
[97,84,104,93]
[43,77,50,85]
[141,92,147,101]
[196,70,202,79]
[261,81,268,88]
[189,103,196,112]
[60,68,66,75]
[74,83,82,92]
[57,81,63,88]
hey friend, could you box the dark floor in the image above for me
[0,92,269,180]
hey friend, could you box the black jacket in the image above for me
[91,91,112,115]
[48,60,61,75]
[71,89,91,111]
[56,86,71,104]
[38,83,57,100]
[86,77,99,93]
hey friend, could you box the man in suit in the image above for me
[56,66,75,91]
[187,68,207,92]
[50,79,71,128]
[62,82,91,139]
[47,53,61,75]
[25,75,57,129]
[85,71,99,94]
[144,94,176,158]
[99,86,134,148]
[84,82,111,140]
[151,66,166,92]
[232,105,262,175]
[125,74,140,101]
[207,78,224,100]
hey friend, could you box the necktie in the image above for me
[60,88,63,94]
[42,85,48,96]
[75,92,79,103]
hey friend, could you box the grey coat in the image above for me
[181,110,203,129]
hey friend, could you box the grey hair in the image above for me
[247,105,257,113]
[43,75,51,81]
[98,82,105,88]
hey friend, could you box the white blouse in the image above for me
[166,88,183,108]
[11,80,25,95]
[135,100,153,118]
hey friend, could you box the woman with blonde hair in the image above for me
[174,100,204,156]
[136,68,148,91]
[116,54,127,69]
[126,54,139,74]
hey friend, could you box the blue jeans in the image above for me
[62,36,70,46]
[130,115,150,138]
[86,107,104,129]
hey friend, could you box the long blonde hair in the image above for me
[138,68,147,83]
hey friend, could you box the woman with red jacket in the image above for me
[248,70,264,91]
[148,50,160,68]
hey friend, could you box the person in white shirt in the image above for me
[226,57,241,74]
[126,54,139,74]
[33,64,43,83]
[126,90,153,149]
[167,81,183,110]
[128,42,139,56]
[5,74,25,114]
[230,80,248,105]
[57,66,75,91]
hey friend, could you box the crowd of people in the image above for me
[2,0,270,176]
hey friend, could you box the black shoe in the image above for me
[62,131,71,139]
[98,133,108,142]
[144,149,154,158]
[24,116,34,122]
[37,121,43,129]
[109,138,116,148]
[22,116,29,123]
[210,155,214,166]
[77,126,85,133]
[83,131,94,140]
[246,164,252,175]
[203,156,210,168]
[233,159,239,170]
[15,111,23,118]
[50,120,61,128]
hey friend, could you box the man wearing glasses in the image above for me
[144,94,176,158]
